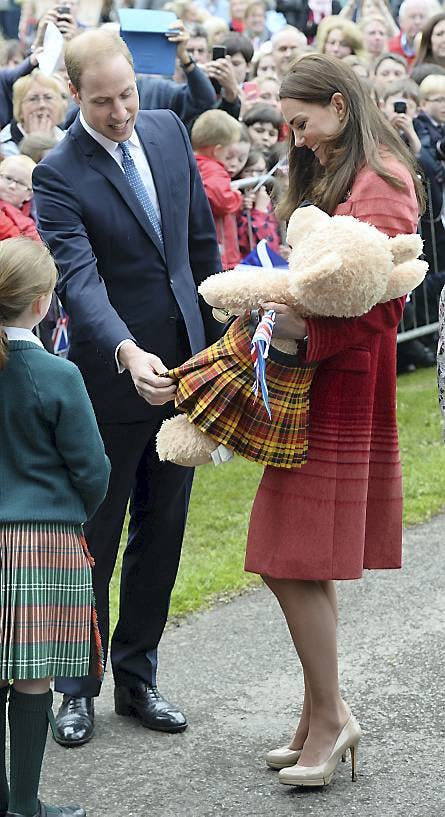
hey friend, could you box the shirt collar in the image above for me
[79,111,141,157]
[2,326,44,347]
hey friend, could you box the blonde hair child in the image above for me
[0,237,110,817]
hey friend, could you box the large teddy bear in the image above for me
[156,206,427,469]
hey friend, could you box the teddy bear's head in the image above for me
[285,206,427,317]
[198,205,427,320]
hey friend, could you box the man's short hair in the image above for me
[64,29,133,91]
[187,23,209,41]
[191,109,241,150]
[221,33,254,63]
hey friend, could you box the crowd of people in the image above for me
[0,0,445,815]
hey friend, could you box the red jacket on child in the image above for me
[195,153,243,269]
[0,199,40,242]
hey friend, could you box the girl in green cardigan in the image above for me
[0,238,110,817]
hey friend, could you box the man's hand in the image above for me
[165,19,190,64]
[31,6,77,49]
[204,57,239,102]
[261,302,307,340]
[118,342,177,405]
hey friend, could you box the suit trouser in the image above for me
[55,417,193,698]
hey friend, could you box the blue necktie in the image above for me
[119,141,164,247]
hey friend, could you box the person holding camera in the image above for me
[380,79,437,370]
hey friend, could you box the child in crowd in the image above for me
[191,108,244,268]
[223,125,251,180]
[0,237,110,817]
[243,102,283,150]
[379,79,422,155]
[373,52,408,90]
[0,154,39,241]
[234,147,282,257]
[20,132,58,164]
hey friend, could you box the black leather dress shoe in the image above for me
[114,682,187,733]
[7,800,85,817]
[53,696,94,747]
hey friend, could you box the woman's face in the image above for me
[230,0,248,20]
[362,21,387,56]
[431,20,445,61]
[19,81,61,130]
[324,28,352,59]
[374,58,407,86]
[280,95,345,166]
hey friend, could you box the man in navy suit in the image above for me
[33,27,221,746]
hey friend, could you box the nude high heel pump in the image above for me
[278,715,361,787]
[265,746,302,770]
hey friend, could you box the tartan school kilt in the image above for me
[0,523,103,681]
[168,314,318,469]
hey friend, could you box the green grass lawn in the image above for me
[110,366,444,628]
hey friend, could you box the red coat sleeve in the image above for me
[303,163,419,363]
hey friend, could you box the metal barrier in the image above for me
[397,181,442,345]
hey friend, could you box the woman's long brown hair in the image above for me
[277,53,425,220]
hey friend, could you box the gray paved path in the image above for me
[39,513,445,817]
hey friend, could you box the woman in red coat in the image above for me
[245,53,424,788]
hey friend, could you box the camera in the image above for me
[56,4,70,16]
[210,45,226,94]
[393,100,407,114]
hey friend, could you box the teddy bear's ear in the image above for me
[286,205,330,247]
[388,234,423,265]
[380,259,429,302]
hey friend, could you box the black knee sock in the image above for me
[8,687,53,817]
[0,685,9,813]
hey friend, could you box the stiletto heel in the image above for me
[350,743,358,781]
[278,715,361,788]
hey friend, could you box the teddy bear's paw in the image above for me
[199,267,289,312]
[382,259,429,302]
[388,233,423,265]
[156,414,219,467]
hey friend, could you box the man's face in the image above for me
[187,36,210,64]
[71,54,139,142]
[399,3,429,40]
[272,31,302,77]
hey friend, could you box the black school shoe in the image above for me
[7,801,85,817]
[53,696,94,747]
[114,681,187,732]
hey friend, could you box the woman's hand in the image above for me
[261,302,307,339]
[23,110,54,134]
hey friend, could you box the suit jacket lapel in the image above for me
[70,117,166,261]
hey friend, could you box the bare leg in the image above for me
[263,576,348,767]
[13,678,51,694]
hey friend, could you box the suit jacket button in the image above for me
[169,278,174,286]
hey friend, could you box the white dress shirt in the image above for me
[79,112,161,220]
[79,113,162,371]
